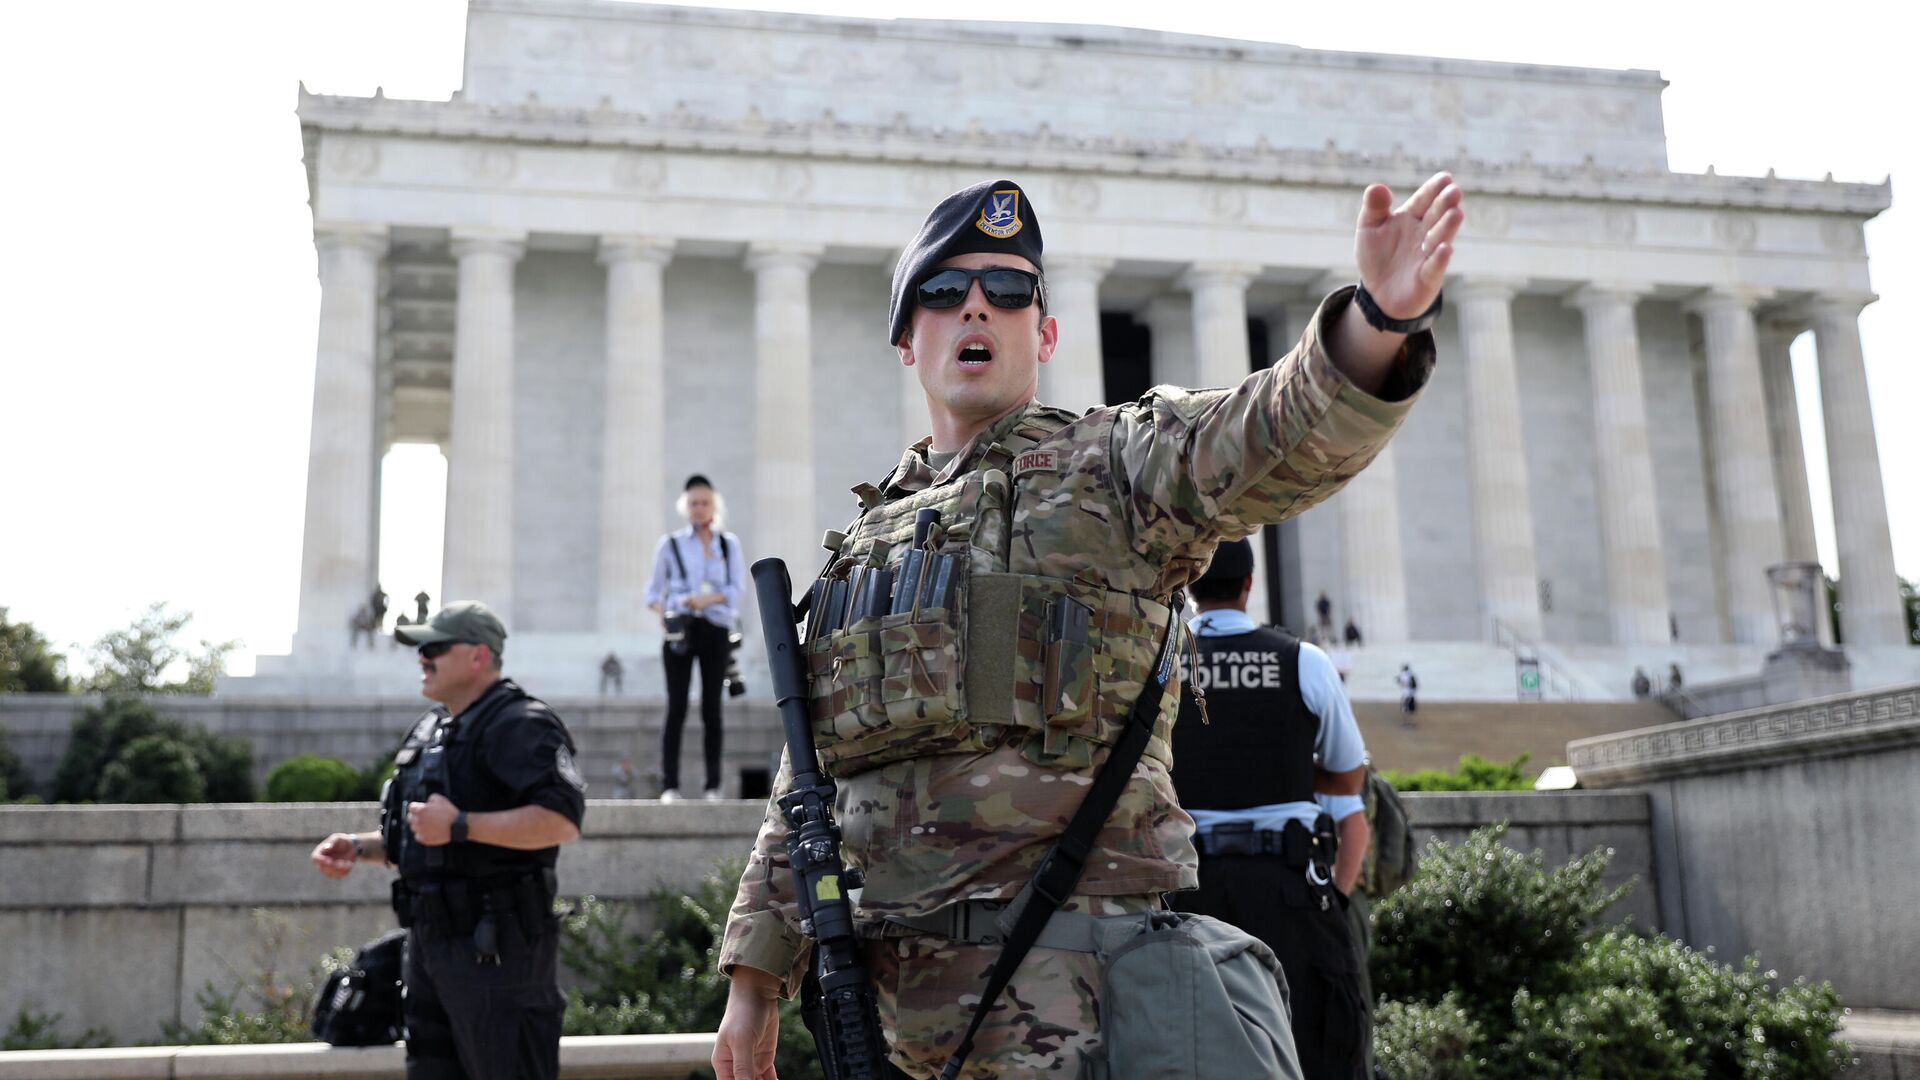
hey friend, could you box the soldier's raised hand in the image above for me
[1355,171,1463,319]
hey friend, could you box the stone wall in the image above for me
[1571,681,1920,1012]
[0,693,785,801]
[0,792,1651,1042]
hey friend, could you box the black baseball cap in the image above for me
[394,601,507,655]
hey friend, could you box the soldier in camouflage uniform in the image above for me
[713,172,1464,1080]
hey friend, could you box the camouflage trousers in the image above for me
[862,896,1156,1080]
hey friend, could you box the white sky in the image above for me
[1,0,1913,676]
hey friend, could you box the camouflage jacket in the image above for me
[720,286,1434,994]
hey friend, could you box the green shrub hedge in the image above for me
[1372,825,1849,1079]
[265,755,364,802]
[1382,752,1536,792]
[51,697,253,803]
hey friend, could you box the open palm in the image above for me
[1355,172,1464,320]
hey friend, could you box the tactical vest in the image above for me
[1169,625,1317,811]
[380,682,547,880]
[804,407,1182,776]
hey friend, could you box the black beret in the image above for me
[888,179,1044,346]
[684,474,713,491]
[1198,538,1255,585]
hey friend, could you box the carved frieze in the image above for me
[612,151,668,192]
[1713,211,1758,251]
[465,146,517,184]
[1821,217,1866,254]
[1054,176,1102,214]
[323,138,380,178]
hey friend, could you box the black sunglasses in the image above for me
[915,267,1042,311]
[418,641,458,660]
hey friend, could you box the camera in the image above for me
[724,631,747,697]
[663,614,692,656]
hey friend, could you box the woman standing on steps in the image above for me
[644,474,745,801]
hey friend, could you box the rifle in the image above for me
[752,557,896,1080]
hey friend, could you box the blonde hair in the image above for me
[676,486,727,532]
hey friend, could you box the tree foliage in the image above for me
[51,696,254,804]
[81,602,237,695]
[265,755,366,802]
[0,606,69,693]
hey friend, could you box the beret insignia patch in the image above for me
[976,189,1024,239]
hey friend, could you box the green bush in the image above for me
[187,728,255,802]
[1567,929,1848,1079]
[1383,753,1536,792]
[358,756,398,801]
[1371,826,1850,1079]
[98,733,207,803]
[2,1006,110,1051]
[0,724,31,801]
[266,755,364,802]
[1373,824,1626,1026]
[1501,984,1695,1079]
[51,697,253,803]
[54,697,169,801]
[1373,993,1483,1079]
[561,860,819,1078]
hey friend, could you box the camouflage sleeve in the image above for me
[716,747,812,997]
[1113,285,1434,562]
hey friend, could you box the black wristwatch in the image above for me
[451,810,469,845]
[1354,282,1443,335]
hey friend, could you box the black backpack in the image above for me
[312,929,407,1046]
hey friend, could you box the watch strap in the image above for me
[1354,282,1443,334]
[451,811,469,845]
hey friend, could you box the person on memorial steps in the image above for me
[1167,538,1374,1080]
[646,473,747,801]
[712,171,1459,1079]
[308,601,587,1080]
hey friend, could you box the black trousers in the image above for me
[1169,854,1368,1080]
[661,617,729,792]
[403,914,564,1080]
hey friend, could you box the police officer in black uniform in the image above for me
[310,601,587,1080]
[1167,540,1373,1080]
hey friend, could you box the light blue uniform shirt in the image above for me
[644,527,745,629]
[1184,609,1368,835]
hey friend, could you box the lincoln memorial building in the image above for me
[245,0,1915,698]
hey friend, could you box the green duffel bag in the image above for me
[1081,911,1303,1080]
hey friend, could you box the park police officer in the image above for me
[1169,539,1373,1079]
[309,601,587,1080]
[714,172,1461,1079]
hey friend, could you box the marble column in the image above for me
[1567,284,1671,644]
[1338,443,1411,644]
[596,236,675,636]
[1455,278,1544,640]
[748,244,824,576]
[1810,293,1906,646]
[295,222,388,653]
[893,255,929,448]
[1041,256,1113,411]
[443,229,525,620]
[1141,296,1195,388]
[1185,263,1268,621]
[1687,287,1785,645]
[1757,319,1820,565]
[1185,261,1260,387]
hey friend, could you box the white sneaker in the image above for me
[702,788,724,802]
[659,788,682,803]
